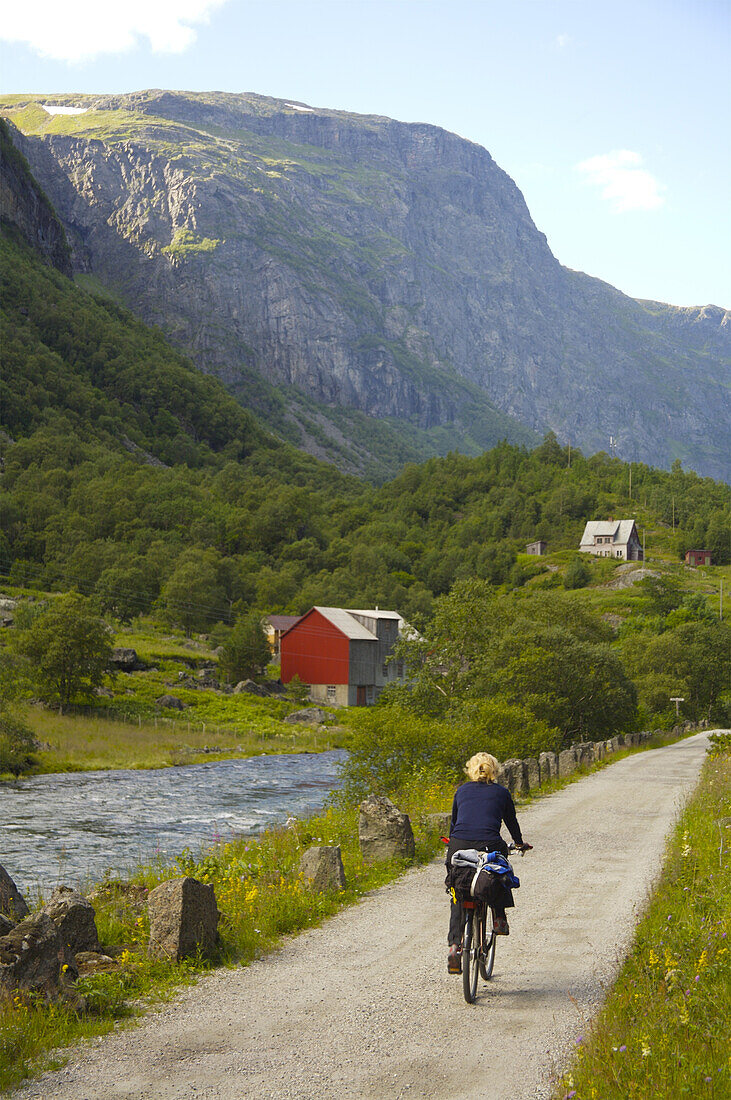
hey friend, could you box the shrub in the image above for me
[563,555,590,589]
[0,710,37,775]
[339,698,561,800]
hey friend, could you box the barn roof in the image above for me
[312,607,379,640]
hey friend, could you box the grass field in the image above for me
[21,705,347,773]
[557,740,731,1099]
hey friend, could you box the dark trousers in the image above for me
[446,835,511,946]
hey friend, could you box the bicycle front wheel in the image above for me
[462,910,480,1004]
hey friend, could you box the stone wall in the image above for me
[498,723,703,797]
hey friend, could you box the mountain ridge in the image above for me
[2,90,729,480]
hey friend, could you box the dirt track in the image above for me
[19,732,714,1100]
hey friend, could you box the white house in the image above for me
[579,519,643,560]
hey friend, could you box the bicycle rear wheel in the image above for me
[480,908,496,980]
[462,909,480,1004]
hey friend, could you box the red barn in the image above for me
[280,606,406,706]
[685,550,712,567]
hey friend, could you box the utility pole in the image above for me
[672,495,675,532]
[642,529,646,563]
[629,463,632,500]
[567,442,571,468]
[721,579,724,621]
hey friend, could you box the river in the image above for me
[0,751,346,897]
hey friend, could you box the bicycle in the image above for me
[458,842,531,1004]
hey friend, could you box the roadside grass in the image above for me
[0,780,452,1092]
[557,747,731,1100]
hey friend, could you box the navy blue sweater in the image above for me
[450,781,523,847]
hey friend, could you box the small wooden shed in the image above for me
[685,550,712,567]
[526,540,547,556]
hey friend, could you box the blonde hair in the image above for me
[465,752,499,783]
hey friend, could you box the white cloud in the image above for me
[0,1,229,63]
[576,150,666,213]
[555,33,570,49]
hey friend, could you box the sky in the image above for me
[1,0,729,308]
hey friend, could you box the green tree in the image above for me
[9,591,113,710]
[285,674,311,706]
[0,710,37,776]
[563,555,590,589]
[218,612,271,683]
[159,551,228,634]
[624,619,731,723]
[95,563,156,622]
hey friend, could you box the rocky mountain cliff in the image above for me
[0,118,71,275]
[2,91,729,480]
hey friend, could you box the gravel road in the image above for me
[19,732,713,1100]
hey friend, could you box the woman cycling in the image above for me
[446,751,531,974]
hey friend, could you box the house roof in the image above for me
[267,614,301,631]
[580,519,637,545]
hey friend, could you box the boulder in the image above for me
[0,914,15,936]
[574,743,595,768]
[147,877,219,961]
[0,911,66,997]
[558,748,577,778]
[0,864,30,922]
[524,757,540,791]
[155,694,186,710]
[74,951,118,976]
[111,647,143,672]
[43,886,99,960]
[284,707,326,725]
[538,751,558,784]
[593,741,605,761]
[501,759,526,795]
[423,812,452,836]
[358,796,415,863]
[233,679,270,697]
[299,846,347,891]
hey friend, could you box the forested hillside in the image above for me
[2,192,730,762]
[2,215,729,631]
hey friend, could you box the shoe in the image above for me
[493,917,510,936]
[447,946,462,973]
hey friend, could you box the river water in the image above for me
[0,751,346,897]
